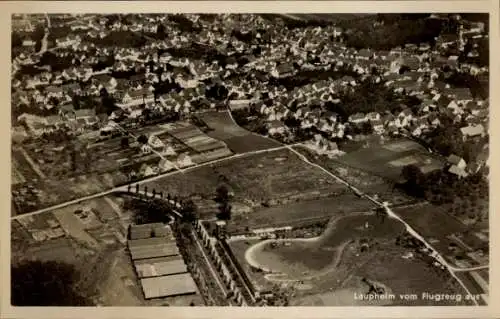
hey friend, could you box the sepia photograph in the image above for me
[6,4,493,314]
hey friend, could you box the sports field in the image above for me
[199,111,281,153]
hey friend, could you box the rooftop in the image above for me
[140,273,197,299]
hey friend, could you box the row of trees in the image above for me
[342,15,457,50]
[11,260,93,306]
[399,164,488,221]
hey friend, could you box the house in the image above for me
[348,113,367,124]
[161,145,177,156]
[447,100,463,114]
[324,111,338,123]
[139,163,155,177]
[157,158,176,172]
[449,164,468,178]
[45,86,64,98]
[177,153,194,168]
[121,88,155,106]
[22,38,36,47]
[271,63,295,79]
[372,120,385,134]
[410,119,429,137]
[447,154,467,169]
[295,106,311,119]
[148,135,165,149]
[366,112,381,122]
[437,34,459,48]
[427,113,441,127]
[447,88,473,105]
[340,76,356,86]
[268,120,286,135]
[421,99,437,113]
[229,99,252,110]
[447,55,459,68]
[460,124,485,140]
[464,101,482,115]
[56,34,81,48]
[93,74,118,92]
[357,49,372,60]
[141,144,152,154]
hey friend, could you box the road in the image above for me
[37,14,51,55]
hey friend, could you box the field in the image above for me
[11,149,42,183]
[230,195,375,233]
[199,111,281,153]
[393,203,487,265]
[229,213,473,306]
[163,121,230,153]
[11,159,27,185]
[337,138,445,182]
[292,145,413,205]
[144,148,364,222]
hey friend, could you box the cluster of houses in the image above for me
[12,14,488,178]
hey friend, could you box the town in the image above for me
[11,13,489,307]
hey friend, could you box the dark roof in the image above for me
[276,63,294,74]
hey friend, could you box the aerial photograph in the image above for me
[10,13,489,307]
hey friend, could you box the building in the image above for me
[460,124,485,140]
[140,273,197,299]
[135,256,187,278]
[177,153,194,168]
[268,120,285,135]
[127,222,198,300]
[447,154,467,169]
[158,158,176,172]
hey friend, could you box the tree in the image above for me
[214,185,230,204]
[11,260,93,306]
[137,134,148,144]
[180,199,198,223]
[121,137,130,149]
[157,24,166,39]
[216,203,232,221]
